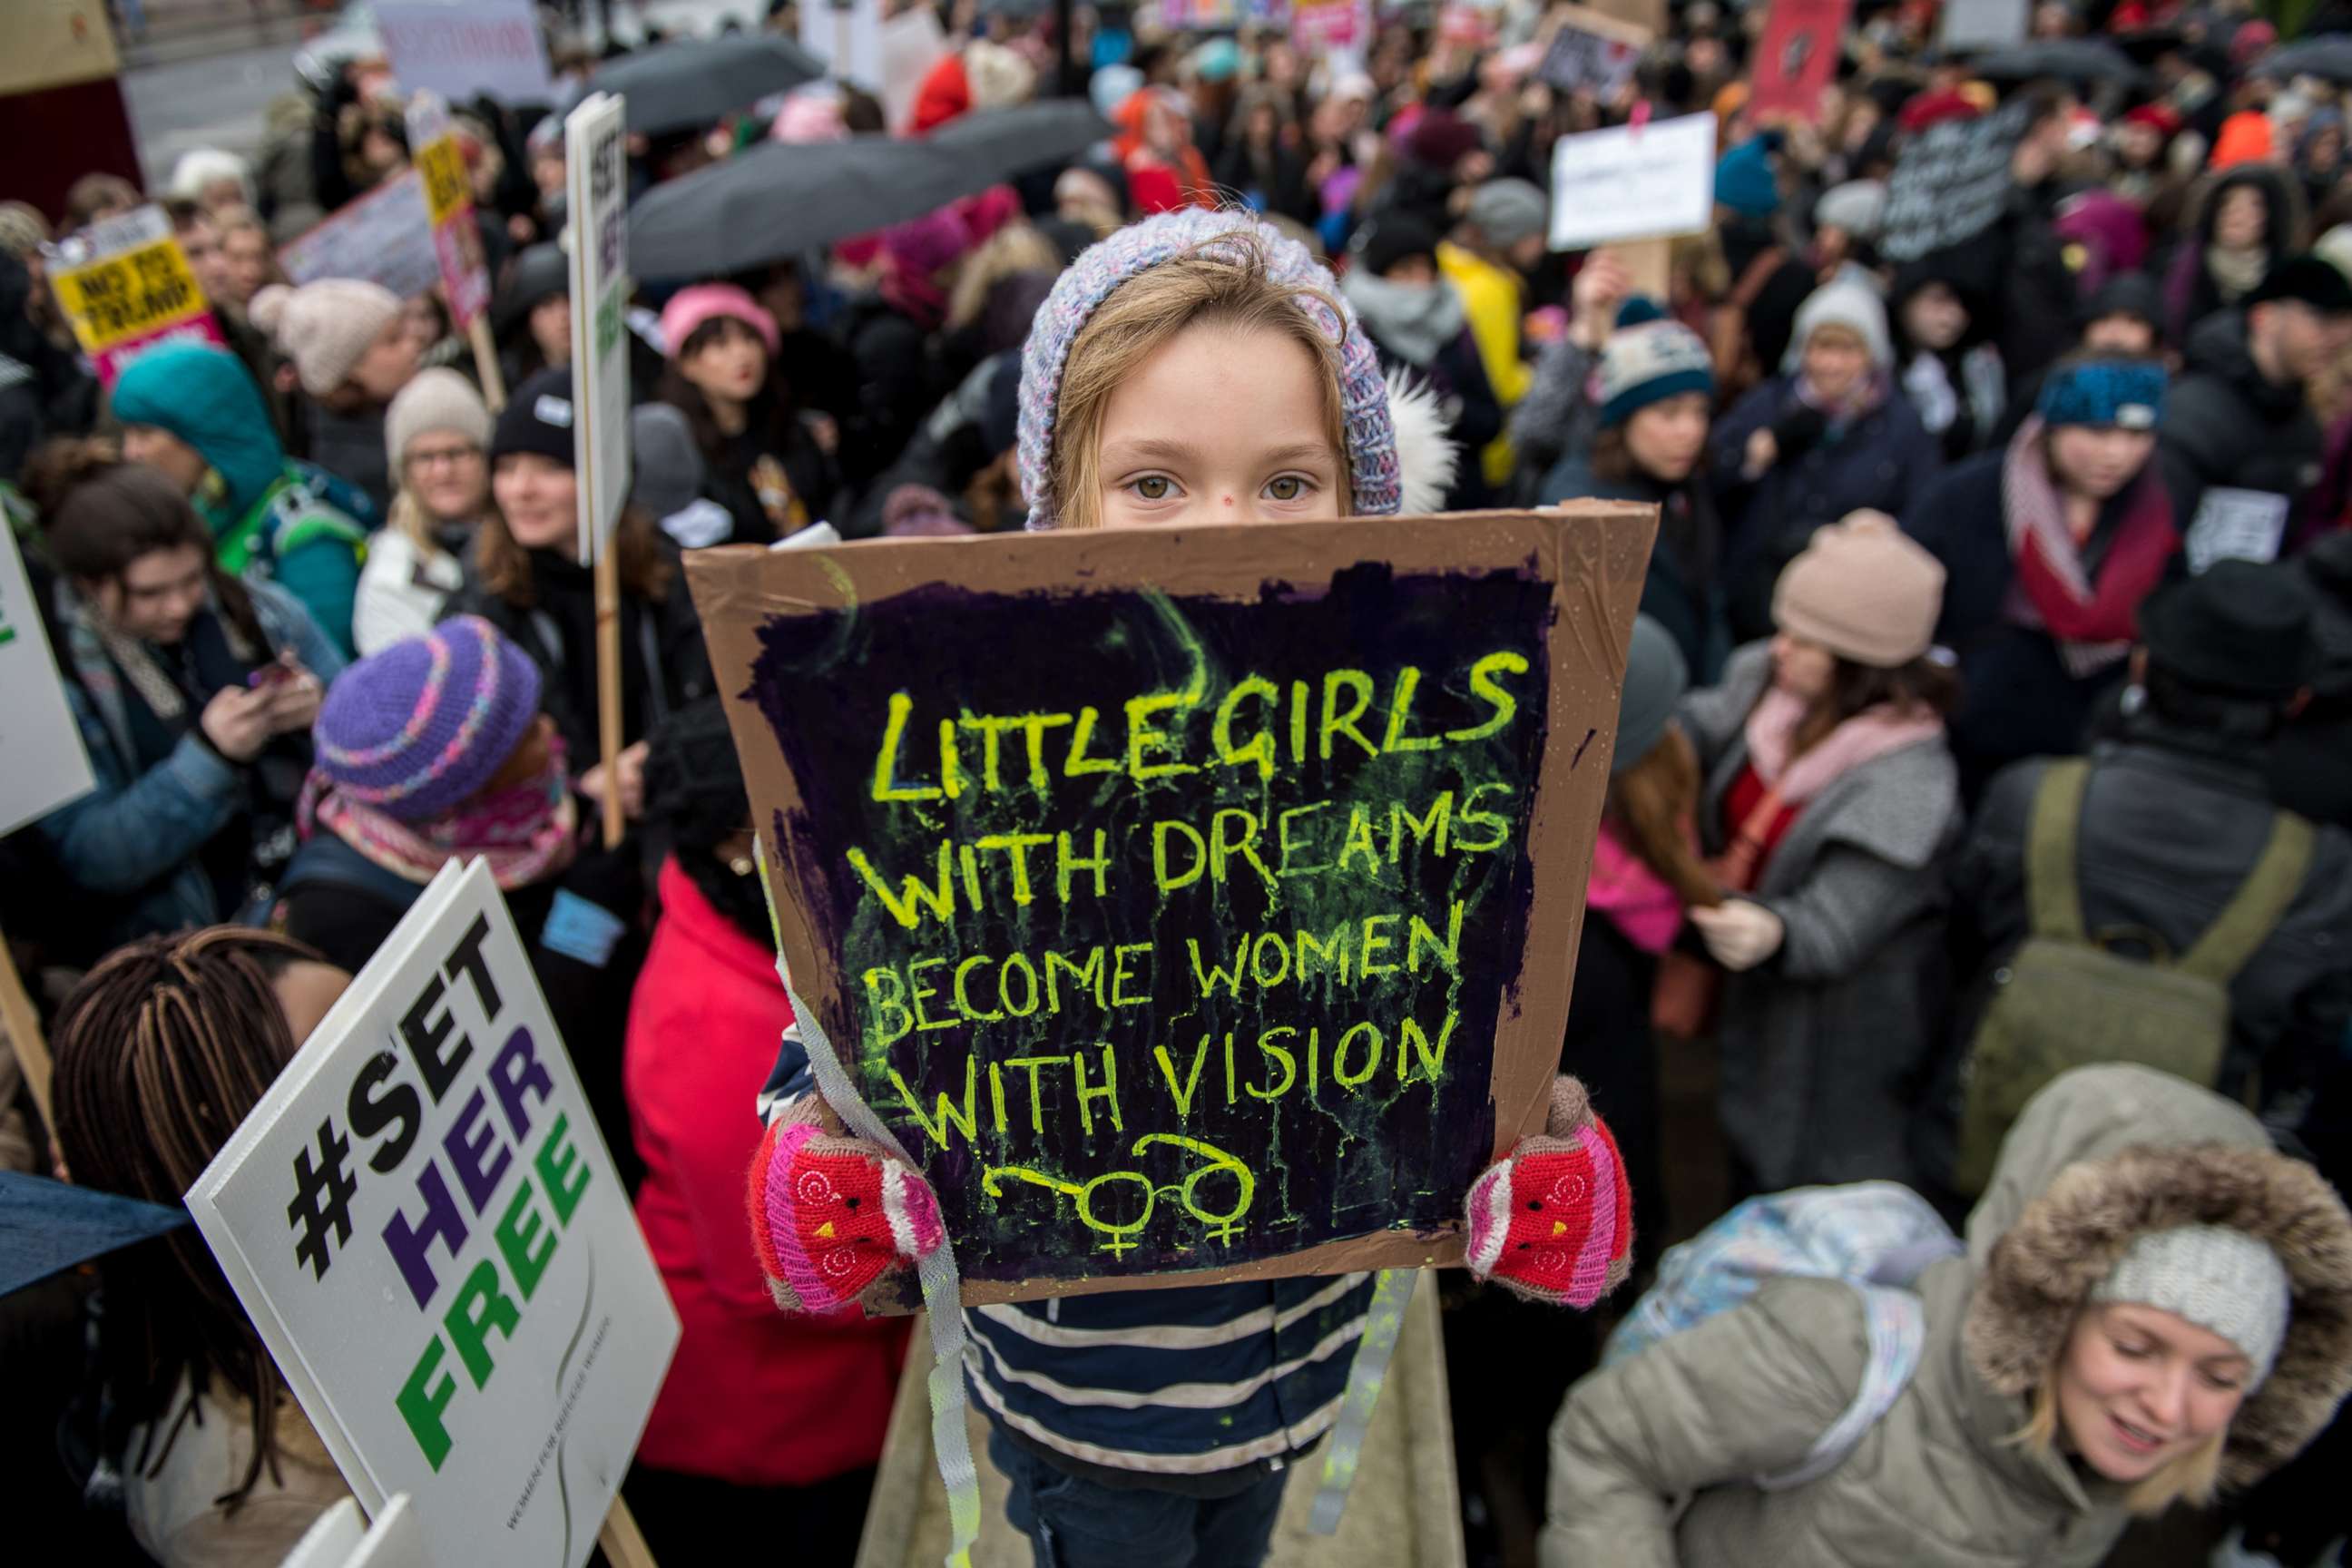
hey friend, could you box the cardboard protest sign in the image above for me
[407,95,492,330]
[1537,5,1651,100]
[1878,100,2026,263]
[185,859,677,1568]
[279,172,445,301]
[379,0,554,107]
[1938,0,2030,51]
[1293,0,1373,54]
[1547,112,1717,250]
[564,93,632,561]
[1749,0,1853,123]
[688,506,1658,1302]
[47,206,227,385]
[0,516,94,835]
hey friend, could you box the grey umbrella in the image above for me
[2253,35,2352,83]
[591,34,828,137]
[630,104,1112,279]
[1970,38,2147,86]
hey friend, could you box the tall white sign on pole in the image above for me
[564,92,632,564]
[187,861,679,1568]
[0,521,93,836]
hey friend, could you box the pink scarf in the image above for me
[1743,684,1945,805]
[1586,823,1687,955]
[299,741,581,890]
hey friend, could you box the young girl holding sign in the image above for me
[742,209,1633,1568]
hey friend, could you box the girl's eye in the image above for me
[2198,1367,2244,1393]
[1131,475,1179,501]
[2111,1338,2151,1360]
[1265,475,1315,502]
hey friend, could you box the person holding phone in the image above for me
[25,440,342,954]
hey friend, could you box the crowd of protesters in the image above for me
[7,0,2352,1564]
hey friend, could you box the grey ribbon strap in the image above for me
[1308,1267,1417,1534]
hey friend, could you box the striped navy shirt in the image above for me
[760,1023,1377,1482]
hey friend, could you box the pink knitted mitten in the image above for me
[748,1099,945,1314]
[1464,1075,1633,1308]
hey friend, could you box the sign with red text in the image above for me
[406,94,492,329]
[379,0,554,106]
[187,860,676,1568]
[1749,0,1853,124]
[48,206,227,386]
[1292,0,1372,54]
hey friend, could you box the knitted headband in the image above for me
[1016,208,1399,529]
[2036,359,2167,431]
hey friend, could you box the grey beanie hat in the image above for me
[1612,615,1689,776]
[629,404,705,520]
[2090,1225,2292,1387]
[1466,180,1549,250]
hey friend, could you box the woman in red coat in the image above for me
[622,703,907,1561]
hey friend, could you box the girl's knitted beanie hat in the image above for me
[1016,208,1401,529]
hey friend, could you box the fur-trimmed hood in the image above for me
[1963,1065,2352,1488]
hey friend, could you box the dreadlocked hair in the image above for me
[51,927,328,1508]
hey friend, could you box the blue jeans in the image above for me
[988,1426,1289,1568]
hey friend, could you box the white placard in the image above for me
[279,1494,428,1568]
[879,7,950,132]
[1938,0,2030,51]
[278,172,444,301]
[2185,486,2292,574]
[0,522,95,836]
[1547,113,1717,250]
[187,861,679,1568]
[564,93,632,562]
[802,0,886,89]
[379,0,554,107]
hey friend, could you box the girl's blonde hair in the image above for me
[1049,234,1351,531]
[2011,1364,2228,1516]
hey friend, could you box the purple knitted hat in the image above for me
[1016,208,1400,529]
[311,616,544,822]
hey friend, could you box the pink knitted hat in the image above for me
[658,283,781,360]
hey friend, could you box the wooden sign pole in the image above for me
[1617,236,1674,302]
[468,316,507,413]
[0,934,52,1132]
[593,544,624,850]
[598,1495,659,1568]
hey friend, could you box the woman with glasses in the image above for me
[354,370,493,654]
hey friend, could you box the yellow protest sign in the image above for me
[49,207,225,384]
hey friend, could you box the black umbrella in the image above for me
[631,105,1113,279]
[2254,35,2352,83]
[1971,39,2147,87]
[591,35,827,137]
[631,136,975,279]
[926,101,1113,180]
[1,1172,188,1298]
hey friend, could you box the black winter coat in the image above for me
[2159,310,2326,530]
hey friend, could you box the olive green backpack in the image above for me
[1953,760,2314,1195]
